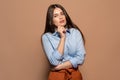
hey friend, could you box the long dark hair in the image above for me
[44,4,85,44]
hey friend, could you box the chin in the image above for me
[61,23,66,27]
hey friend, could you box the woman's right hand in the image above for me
[57,26,66,38]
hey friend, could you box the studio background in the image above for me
[0,0,120,80]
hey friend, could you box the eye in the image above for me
[53,14,58,18]
[60,12,64,15]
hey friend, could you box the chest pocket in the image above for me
[66,38,76,55]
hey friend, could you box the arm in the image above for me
[57,26,66,55]
[42,34,63,66]
[54,29,86,70]
[69,29,86,68]
[42,27,66,66]
[57,37,65,55]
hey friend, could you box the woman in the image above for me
[42,4,86,80]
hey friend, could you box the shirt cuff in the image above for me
[53,50,63,60]
[69,58,78,68]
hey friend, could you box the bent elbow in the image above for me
[49,59,60,66]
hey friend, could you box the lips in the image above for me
[59,20,64,23]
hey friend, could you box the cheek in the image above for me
[63,16,66,23]
[64,18,67,24]
[53,18,59,26]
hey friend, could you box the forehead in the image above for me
[53,8,63,14]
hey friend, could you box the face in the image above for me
[53,8,66,27]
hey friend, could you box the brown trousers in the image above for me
[48,68,82,80]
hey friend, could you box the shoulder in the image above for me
[69,28,81,35]
[68,28,83,39]
[42,33,52,40]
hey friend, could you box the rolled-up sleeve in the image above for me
[69,29,86,68]
[42,34,63,66]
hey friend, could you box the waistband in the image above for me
[50,67,78,73]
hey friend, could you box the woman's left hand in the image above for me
[54,61,73,70]
[54,64,63,70]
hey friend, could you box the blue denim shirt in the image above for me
[42,28,86,68]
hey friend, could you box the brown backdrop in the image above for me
[0,0,120,80]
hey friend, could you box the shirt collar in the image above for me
[52,28,70,37]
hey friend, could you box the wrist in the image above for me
[60,37,65,42]
[60,35,66,39]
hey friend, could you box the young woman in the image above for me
[42,4,86,80]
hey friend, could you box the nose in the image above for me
[59,15,63,19]
[59,14,63,18]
